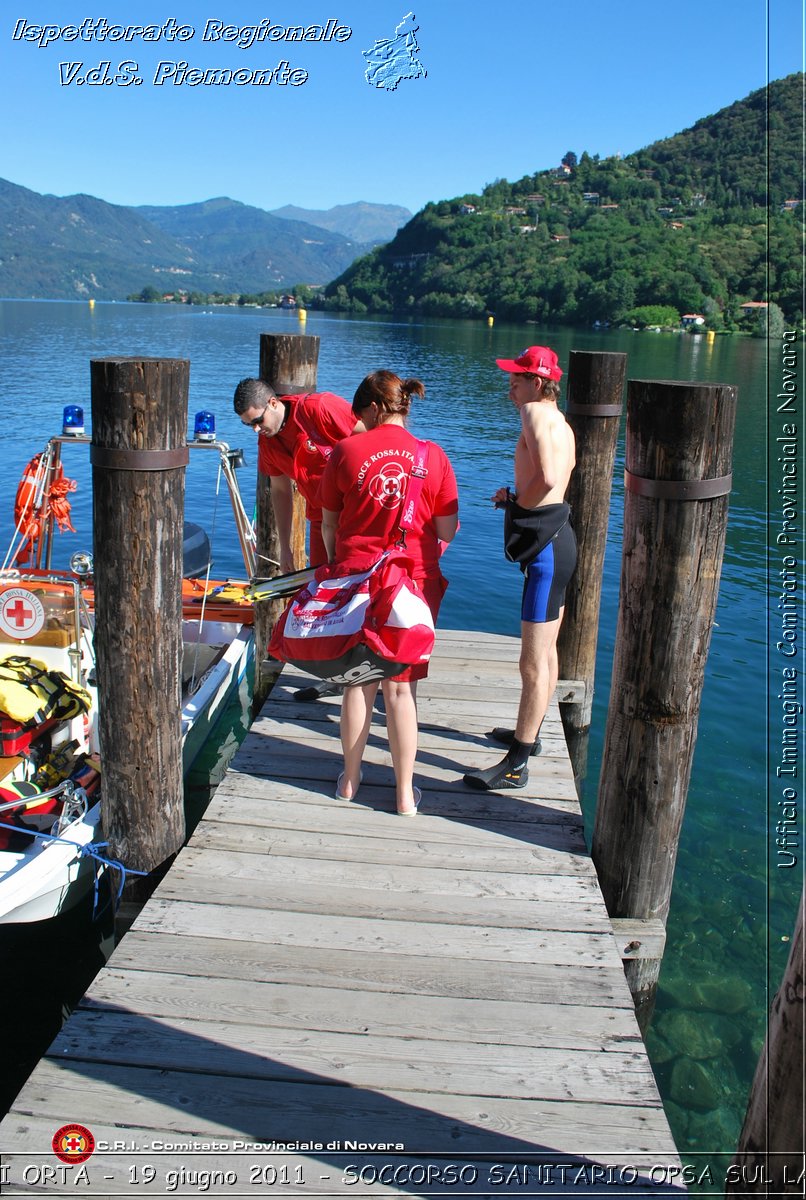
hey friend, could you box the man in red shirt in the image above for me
[233,377,361,572]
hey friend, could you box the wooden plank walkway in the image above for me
[0,630,686,1196]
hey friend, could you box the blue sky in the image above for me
[2,1,803,216]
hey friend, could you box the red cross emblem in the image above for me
[6,598,33,627]
[0,588,45,639]
[52,1123,95,1164]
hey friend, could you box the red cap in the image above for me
[495,345,563,380]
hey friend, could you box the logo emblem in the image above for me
[0,588,46,639]
[52,1124,96,1164]
[369,462,409,508]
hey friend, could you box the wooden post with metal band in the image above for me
[556,349,626,789]
[253,332,320,711]
[90,356,188,876]
[592,377,737,1028]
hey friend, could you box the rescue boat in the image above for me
[0,408,258,924]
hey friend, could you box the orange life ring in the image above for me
[12,455,77,565]
[13,454,45,564]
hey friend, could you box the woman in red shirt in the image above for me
[319,371,459,815]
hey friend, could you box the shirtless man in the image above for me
[464,346,576,791]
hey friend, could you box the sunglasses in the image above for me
[247,410,267,429]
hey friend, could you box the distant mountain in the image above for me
[0,178,198,299]
[324,74,804,328]
[270,202,412,245]
[134,197,373,291]
[0,183,383,300]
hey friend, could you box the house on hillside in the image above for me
[459,204,477,214]
[739,301,768,313]
[681,314,706,328]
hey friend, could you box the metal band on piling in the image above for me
[90,446,189,471]
[624,470,732,500]
[566,403,623,417]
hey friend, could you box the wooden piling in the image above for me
[591,378,737,1024]
[728,887,804,1193]
[252,333,320,710]
[557,350,626,785]
[90,357,189,873]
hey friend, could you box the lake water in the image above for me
[0,298,796,1183]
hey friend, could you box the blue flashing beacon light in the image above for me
[62,405,85,436]
[194,410,216,442]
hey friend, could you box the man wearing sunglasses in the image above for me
[233,377,362,574]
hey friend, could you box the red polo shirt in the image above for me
[257,391,355,520]
[318,424,458,577]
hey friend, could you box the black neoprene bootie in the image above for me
[489,728,542,756]
[463,738,534,791]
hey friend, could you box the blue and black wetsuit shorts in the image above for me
[521,520,577,623]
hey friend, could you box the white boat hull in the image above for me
[1,429,258,925]
[0,802,101,925]
[181,623,255,776]
[0,623,254,925]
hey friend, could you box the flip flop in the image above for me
[335,770,362,802]
[397,786,422,817]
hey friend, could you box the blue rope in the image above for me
[0,817,149,918]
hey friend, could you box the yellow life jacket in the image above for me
[0,655,92,726]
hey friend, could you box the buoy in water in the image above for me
[88,299,95,309]
[487,315,494,327]
[298,307,307,321]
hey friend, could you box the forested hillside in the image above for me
[323,74,803,328]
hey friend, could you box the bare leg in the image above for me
[338,680,378,799]
[382,678,419,813]
[464,609,564,792]
[514,610,563,744]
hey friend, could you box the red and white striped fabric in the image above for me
[268,549,435,686]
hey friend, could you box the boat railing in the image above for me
[0,777,87,819]
[40,433,256,580]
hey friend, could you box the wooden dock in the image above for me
[0,630,686,1195]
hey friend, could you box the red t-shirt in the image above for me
[257,391,355,520]
[318,424,458,576]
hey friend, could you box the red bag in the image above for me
[267,548,435,686]
[0,716,57,756]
